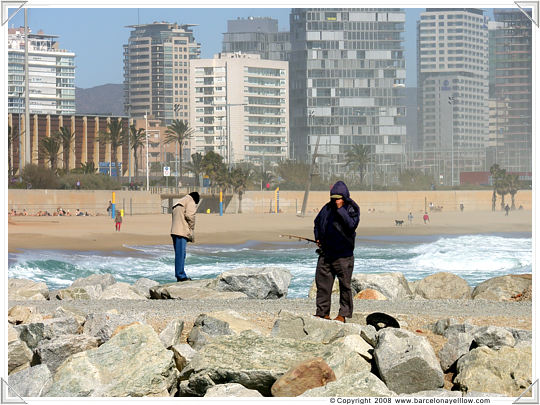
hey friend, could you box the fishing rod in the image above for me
[279,234,318,244]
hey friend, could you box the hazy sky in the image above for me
[6,5,498,89]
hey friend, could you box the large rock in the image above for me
[132,278,159,298]
[8,278,49,301]
[44,323,178,397]
[472,274,532,301]
[8,364,52,397]
[8,305,44,324]
[374,328,444,394]
[338,334,374,361]
[403,390,462,397]
[35,334,100,373]
[53,306,87,327]
[150,281,248,300]
[438,332,475,372]
[99,282,147,300]
[215,267,292,299]
[355,289,388,300]
[14,322,45,350]
[204,383,263,397]
[54,287,95,300]
[415,272,471,299]
[454,346,532,396]
[300,371,396,397]
[8,324,33,375]
[171,344,197,372]
[71,273,116,290]
[507,328,532,347]
[351,272,413,300]
[187,314,233,349]
[42,317,81,338]
[159,319,185,349]
[472,326,515,349]
[83,312,143,344]
[271,310,373,344]
[271,357,336,397]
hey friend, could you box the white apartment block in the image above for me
[190,52,289,165]
[8,28,76,115]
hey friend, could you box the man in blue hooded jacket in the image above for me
[314,181,360,322]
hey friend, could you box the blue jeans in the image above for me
[171,235,188,280]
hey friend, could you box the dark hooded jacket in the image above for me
[314,181,360,260]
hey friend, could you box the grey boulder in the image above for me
[35,334,100,373]
[472,274,531,301]
[159,319,185,349]
[99,282,147,300]
[8,278,49,301]
[187,313,233,350]
[132,277,159,298]
[472,326,516,349]
[8,364,52,397]
[438,332,475,372]
[8,305,44,325]
[204,383,263,397]
[300,371,395,397]
[8,324,33,375]
[351,272,412,299]
[71,273,116,290]
[83,312,143,344]
[216,267,291,299]
[415,272,471,299]
[171,343,197,372]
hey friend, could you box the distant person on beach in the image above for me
[423,212,430,224]
[114,210,122,231]
[313,181,360,323]
[107,201,112,215]
[460,203,464,212]
[505,204,510,216]
[408,212,413,224]
[171,192,200,282]
[76,179,81,190]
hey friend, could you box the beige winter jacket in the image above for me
[170,194,197,242]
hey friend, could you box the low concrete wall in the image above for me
[8,190,162,215]
[226,189,532,214]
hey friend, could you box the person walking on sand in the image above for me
[423,212,430,224]
[408,212,413,224]
[505,204,510,216]
[114,210,122,231]
[171,192,200,282]
[313,181,360,323]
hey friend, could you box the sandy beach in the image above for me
[8,208,532,252]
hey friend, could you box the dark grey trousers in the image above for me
[315,255,354,318]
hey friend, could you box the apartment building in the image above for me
[7,28,75,115]
[190,52,289,165]
[289,8,407,183]
[417,8,489,185]
[123,22,201,124]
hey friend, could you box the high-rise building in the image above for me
[190,52,289,165]
[222,17,290,62]
[123,22,201,124]
[7,27,76,115]
[289,8,406,184]
[417,8,489,186]
[491,8,532,173]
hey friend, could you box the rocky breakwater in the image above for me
[7,269,532,398]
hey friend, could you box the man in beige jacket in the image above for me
[171,192,200,282]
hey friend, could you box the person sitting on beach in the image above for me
[313,181,360,323]
[170,192,200,282]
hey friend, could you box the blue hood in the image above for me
[330,181,350,200]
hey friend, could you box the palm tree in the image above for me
[40,135,61,172]
[80,161,98,174]
[164,120,194,184]
[125,124,146,180]
[345,144,370,185]
[496,174,509,211]
[57,126,75,171]
[229,167,253,213]
[99,119,125,181]
[506,174,520,210]
[184,152,204,186]
[489,164,505,211]
[201,151,226,187]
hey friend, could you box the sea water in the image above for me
[8,233,532,298]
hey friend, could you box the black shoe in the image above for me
[177,277,192,282]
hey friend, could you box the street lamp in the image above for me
[145,111,149,191]
[126,104,132,183]
[448,96,456,186]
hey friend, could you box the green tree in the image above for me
[496,173,509,211]
[99,119,125,181]
[506,173,520,210]
[125,124,146,180]
[201,151,226,186]
[164,120,194,182]
[71,161,98,174]
[185,152,204,186]
[40,135,61,172]
[22,164,59,189]
[229,167,253,213]
[57,126,75,171]
[275,160,311,190]
[489,164,505,211]
[345,144,370,185]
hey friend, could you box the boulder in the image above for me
[83,312,143,344]
[415,272,472,299]
[354,289,388,300]
[337,334,374,361]
[271,310,371,344]
[374,328,444,394]
[351,272,413,300]
[271,357,336,397]
[54,287,95,301]
[507,328,532,347]
[403,390,462,397]
[35,334,100,373]
[42,316,81,338]
[319,338,372,379]
[438,332,475,372]
[472,274,532,301]
[472,326,515,349]
[99,282,147,300]
[71,273,116,290]
[53,306,87,327]
[44,323,178,397]
[8,305,44,325]
[215,267,292,299]
[132,278,159,298]
[8,278,49,301]
[300,371,396,397]
[430,318,459,335]
[443,323,479,338]
[308,278,339,299]
[171,344,197,372]
[454,346,532,396]
[8,324,33,375]
[150,282,248,300]
[205,309,268,335]
[14,322,45,350]
[159,319,185,349]
[8,364,52,397]
[204,383,263,397]
[187,314,233,350]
